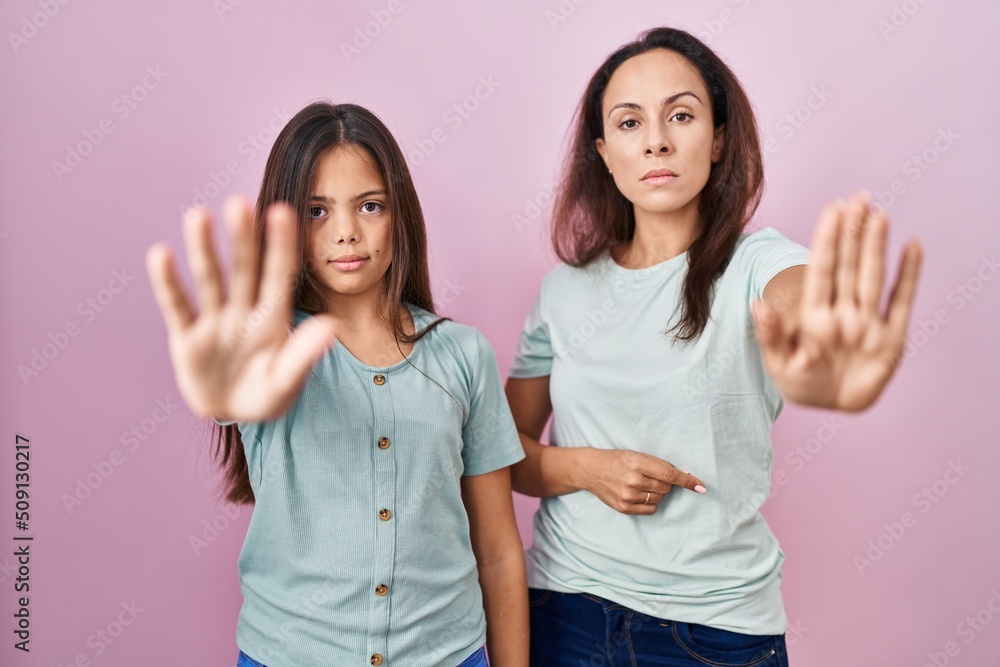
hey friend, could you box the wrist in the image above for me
[563,446,594,494]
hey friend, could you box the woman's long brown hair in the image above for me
[213,101,446,504]
[551,26,765,341]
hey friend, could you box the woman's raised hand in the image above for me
[145,196,338,422]
[753,191,923,411]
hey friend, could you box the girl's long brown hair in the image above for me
[213,101,446,504]
[552,26,765,341]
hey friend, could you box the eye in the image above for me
[308,205,326,219]
[360,201,384,214]
[671,112,694,122]
[617,118,639,130]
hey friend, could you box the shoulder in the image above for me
[732,226,810,268]
[408,304,494,370]
[733,226,798,254]
[535,256,612,298]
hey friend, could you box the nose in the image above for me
[329,212,361,244]
[644,121,671,156]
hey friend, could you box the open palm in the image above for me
[753,192,923,411]
[145,196,338,422]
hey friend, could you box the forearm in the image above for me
[478,549,529,667]
[510,433,590,498]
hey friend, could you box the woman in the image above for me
[505,27,921,666]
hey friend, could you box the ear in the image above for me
[711,124,725,163]
[595,137,611,172]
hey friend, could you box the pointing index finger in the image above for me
[644,455,708,494]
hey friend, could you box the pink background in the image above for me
[2,1,998,665]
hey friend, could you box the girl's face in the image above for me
[306,144,393,301]
[595,48,724,222]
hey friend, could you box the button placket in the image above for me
[367,369,395,663]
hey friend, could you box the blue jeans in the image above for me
[236,644,488,666]
[529,588,788,666]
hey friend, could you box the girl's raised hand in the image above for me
[145,196,338,422]
[752,191,923,411]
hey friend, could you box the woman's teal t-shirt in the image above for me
[509,227,811,636]
[216,303,525,666]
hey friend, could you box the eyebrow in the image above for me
[607,91,703,119]
[308,189,387,203]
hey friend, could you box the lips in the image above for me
[642,168,679,180]
[329,255,369,272]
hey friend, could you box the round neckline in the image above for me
[602,246,689,279]
[293,302,428,374]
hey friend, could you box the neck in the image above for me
[323,287,398,335]
[614,197,702,269]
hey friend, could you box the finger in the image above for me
[225,195,259,309]
[802,200,843,309]
[182,207,226,313]
[886,240,923,339]
[835,192,869,308]
[637,476,673,495]
[751,300,791,365]
[269,314,339,398]
[857,206,888,317]
[633,490,665,505]
[623,502,657,516]
[145,243,195,335]
[258,202,299,325]
[644,456,707,494]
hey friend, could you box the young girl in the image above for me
[145,102,529,666]
[505,28,922,666]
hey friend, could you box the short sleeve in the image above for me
[461,332,526,476]
[736,227,811,307]
[508,281,553,379]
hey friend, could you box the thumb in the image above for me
[272,314,338,385]
[752,299,790,362]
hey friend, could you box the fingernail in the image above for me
[695,485,707,494]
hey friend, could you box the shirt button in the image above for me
[373,374,385,386]
[378,508,391,521]
[375,584,388,596]
[377,437,390,449]
[370,654,384,665]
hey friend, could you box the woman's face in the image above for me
[595,48,724,222]
[306,144,393,301]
